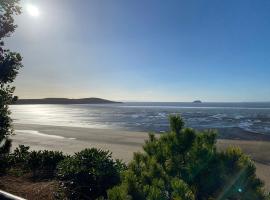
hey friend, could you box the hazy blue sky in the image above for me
[6,0,270,102]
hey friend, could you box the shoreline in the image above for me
[13,123,270,141]
[11,123,270,191]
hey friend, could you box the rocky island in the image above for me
[193,100,202,103]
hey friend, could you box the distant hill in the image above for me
[14,98,121,105]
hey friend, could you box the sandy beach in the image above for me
[11,123,270,192]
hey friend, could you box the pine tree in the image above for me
[108,116,269,200]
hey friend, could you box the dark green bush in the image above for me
[8,145,30,166]
[57,148,125,200]
[0,145,29,174]
[26,150,67,178]
[108,115,269,200]
[7,145,66,178]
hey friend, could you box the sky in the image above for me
[5,0,270,102]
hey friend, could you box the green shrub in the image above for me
[8,146,66,178]
[26,150,66,178]
[8,145,30,166]
[108,115,268,200]
[0,145,30,174]
[57,148,125,200]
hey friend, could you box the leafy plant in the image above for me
[8,145,30,165]
[26,150,67,178]
[7,145,66,178]
[57,148,125,200]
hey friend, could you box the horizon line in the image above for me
[16,97,270,103]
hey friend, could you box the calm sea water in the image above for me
[10,102,270,138]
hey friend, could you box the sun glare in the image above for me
[26,4,40,17]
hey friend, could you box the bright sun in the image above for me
[26,4,40,17]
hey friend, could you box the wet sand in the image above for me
[11,123,270,191]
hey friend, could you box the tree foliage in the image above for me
[108,115,268,200]
[0,0,22,157]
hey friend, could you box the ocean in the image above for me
[10,102,270,139]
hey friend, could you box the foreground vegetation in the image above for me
[1,145,125,199]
